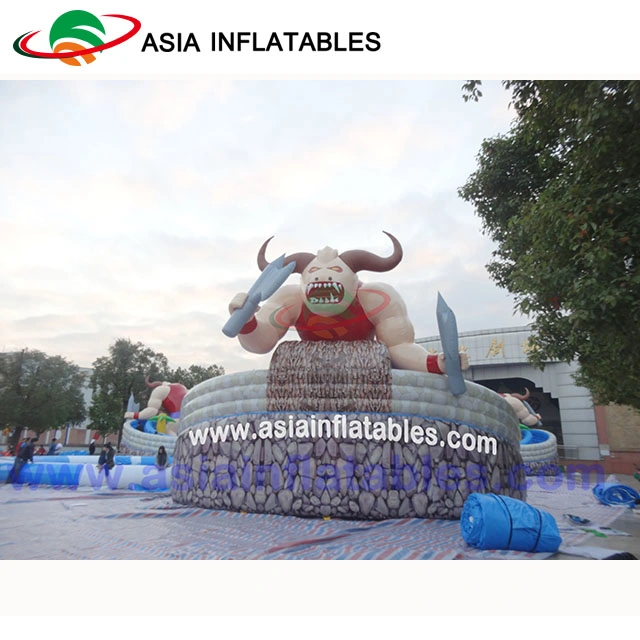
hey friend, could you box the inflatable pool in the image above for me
[119,420,178,457]
[3,455,169,466]
[520,428,560,476]
[0,460,170,490]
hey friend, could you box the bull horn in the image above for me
[510,388,531,401]
[338,231,403,273]
[257,236,315,274]
[145,376,163,389]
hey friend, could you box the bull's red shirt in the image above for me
[163,384,187,414]
[295,296,376,342]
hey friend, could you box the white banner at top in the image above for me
[1,0,638,78]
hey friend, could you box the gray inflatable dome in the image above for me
[170,341,526,520]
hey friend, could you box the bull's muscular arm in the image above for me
[234,285,302,354]
[124,386,169,420]
[359,284,438,372]
[503,396,541,426]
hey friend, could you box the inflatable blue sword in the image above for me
[436,292,467,396]
[126,393,139,414]
[222,254,297,338]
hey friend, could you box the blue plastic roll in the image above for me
[592,483,640,507]
[460,493,562,553]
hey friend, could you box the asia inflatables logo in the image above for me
[13,10,141,66]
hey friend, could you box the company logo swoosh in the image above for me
[13,11,141,64]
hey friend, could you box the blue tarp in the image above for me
[592,483,640,507]
[460,492,562,553]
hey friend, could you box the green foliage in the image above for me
[171,364,225,389]
[462,80,483,103]
[89,338,171,443]
[88,338,226,445]
[0,349,86,446]
[460,81,640,409]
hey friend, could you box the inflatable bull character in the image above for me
[228,232,469,375]
[501,389,542,427]
[124,377,188,435]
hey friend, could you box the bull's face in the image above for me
[256,231,403,319]
[301,248,359,317]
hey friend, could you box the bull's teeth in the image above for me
[305,280,344,304]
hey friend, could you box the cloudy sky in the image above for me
[0,79,529,374]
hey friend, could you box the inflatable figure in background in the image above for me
[124,377,187,436]
[500,389,542,427]
[227,232,470,376]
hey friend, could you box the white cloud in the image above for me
[117,79,233,133]
[0,79,524,377]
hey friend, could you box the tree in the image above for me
[0,349,86,448]
[171,364,225,389]
[88,339,225,446]
[89,339,171,446]
[459,81,640,409]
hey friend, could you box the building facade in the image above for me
[417,325,640,473]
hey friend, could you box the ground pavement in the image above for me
[0,471,638,560]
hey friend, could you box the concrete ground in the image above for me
[3,470,638,620]
[552,473,640,560]
[0,470,638,561]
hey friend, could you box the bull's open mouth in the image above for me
[305,281,344,304]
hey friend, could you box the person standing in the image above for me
[5,437,38,484]
[88,439,96,455]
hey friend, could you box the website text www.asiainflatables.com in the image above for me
[187,415,498,455]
